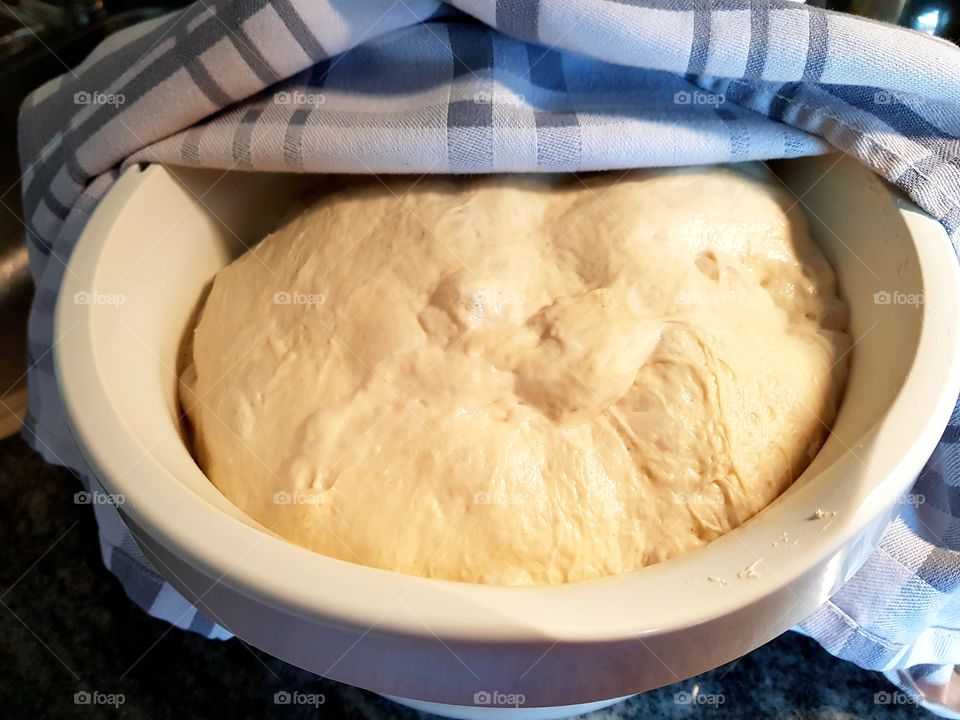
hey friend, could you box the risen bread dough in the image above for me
[180,165,850,585]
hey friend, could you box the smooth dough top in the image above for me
[180,165,850,585]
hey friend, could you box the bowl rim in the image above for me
[54,157,960,647]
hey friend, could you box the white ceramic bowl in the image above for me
[55,154,960,719]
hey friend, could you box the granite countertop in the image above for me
[0,433,932,719]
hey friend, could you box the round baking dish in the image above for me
[55,154,960,718]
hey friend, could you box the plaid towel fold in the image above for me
[16,0,960,714]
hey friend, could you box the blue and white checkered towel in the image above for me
[16,0,960,714]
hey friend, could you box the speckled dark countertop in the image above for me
[0,433,932,719]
